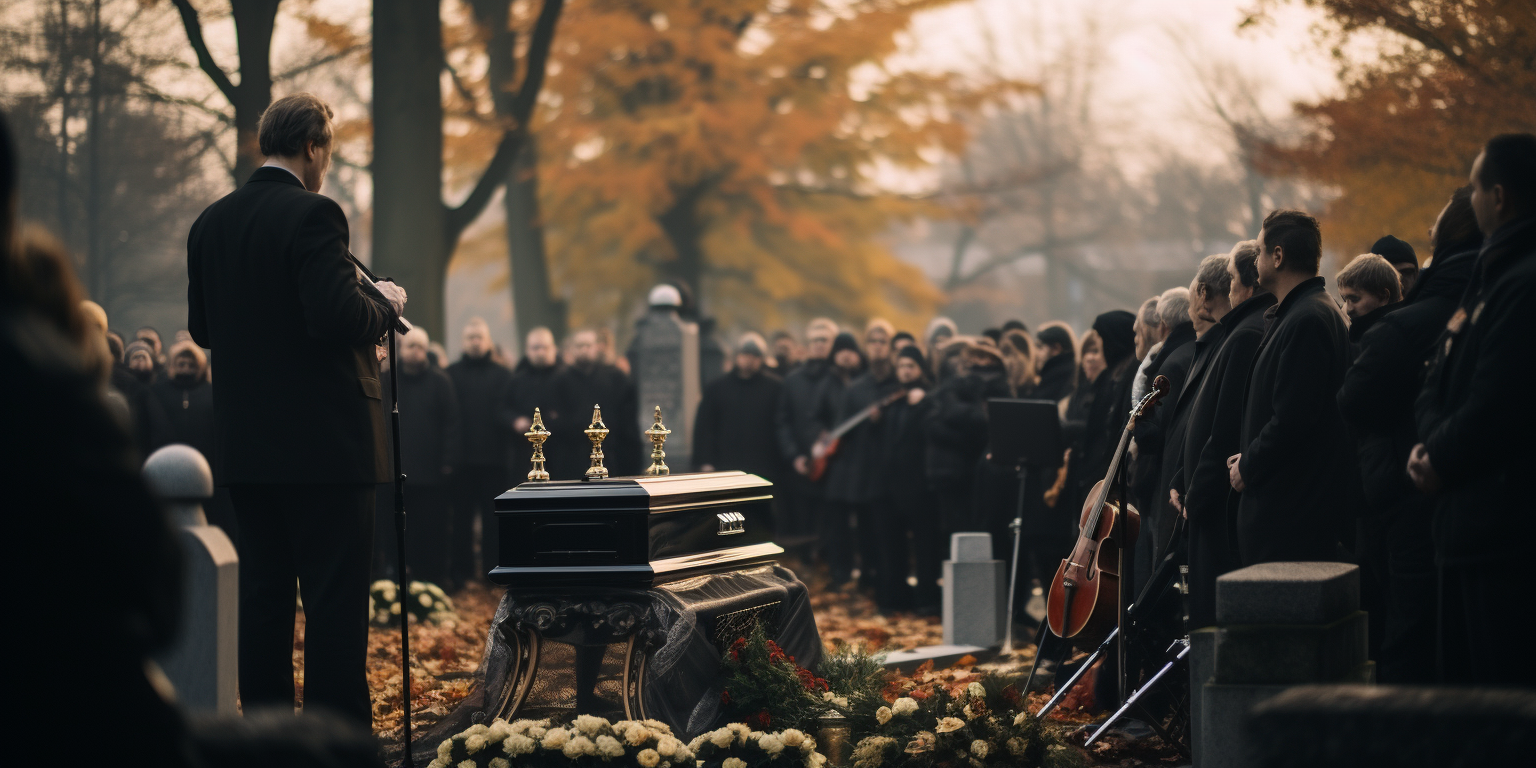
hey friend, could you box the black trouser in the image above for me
[228,483,374,727]
[1380,500,1436,683]
[876,491,942,611]
[453,464,511,584]
[1438,561,1533,687]
[821,501,858,582]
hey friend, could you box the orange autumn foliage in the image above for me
[1261,0,1536,263]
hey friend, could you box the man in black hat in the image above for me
[814,329,869,583]
[694,332,784,486]
[1228,210,1358,566]
[1370,234,1419,296]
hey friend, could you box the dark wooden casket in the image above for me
[489,471,783,587]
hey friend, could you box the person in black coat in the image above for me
[1169,243,1274,628]
[816,329,879,584]
[1032,323,1078,403]
[137,339,242,546]
[1228,210,1358,566]
[382,328,460,587]
[1338,185,1480,683]
[446,318,513,585]
[878,345,938,611]
[775,318,839,544]
[924,340,1011,536]
[1337,253,1405,360]
[186,94,400,726]
[694,333,785,485]
[1067,311,1138,517]
[1410,133,1536,687]
[1130,288,1195,593]
[551,329,640,480]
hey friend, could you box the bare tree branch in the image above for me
[509,0,564,123]
[275,44,366,81]
[170,0,238,103]
[133,84,235,126]
[444,129,522,242]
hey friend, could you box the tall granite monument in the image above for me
[630,285,701,471]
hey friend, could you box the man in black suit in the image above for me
[1170,242,1274,627]
[187,93,405,725]
[1129,286,1195,593]
[1227,210,1358,566]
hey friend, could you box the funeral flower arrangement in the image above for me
[688,722,828,768]
[371,579,457,627]
[428,716,696,768]
[718,626,831,731]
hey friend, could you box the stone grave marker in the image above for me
[632,300,700,470]
[144,444,239,714]
[942,533,1007,648]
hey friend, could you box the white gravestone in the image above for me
[942,532,1007,648]
[144,444,239,714]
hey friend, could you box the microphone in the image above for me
[346,250,413,335]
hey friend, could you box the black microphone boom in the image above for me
[347,250,413,336]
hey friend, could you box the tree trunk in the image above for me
[656,183,709,312]
[229,1,279,185]
[372,0,448,338]
[506,136,564,342]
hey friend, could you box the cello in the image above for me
[1046,374,1170,641]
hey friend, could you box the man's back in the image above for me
[1236,276,1356,564]
[447,354,514,468]
[187,167,391,485]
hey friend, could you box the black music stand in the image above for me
[986,399,1063,656]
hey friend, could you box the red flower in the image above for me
[729,637,747,661]
[721,689,731,706]
[749,710,772,729]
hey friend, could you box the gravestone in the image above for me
[1197,562,1370,768]
[144,444,239,714]
[942,533,1007,647]
[631,296,701,470]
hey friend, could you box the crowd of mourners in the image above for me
[8,111,1533,743]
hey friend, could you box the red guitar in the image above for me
[807,388,909,482]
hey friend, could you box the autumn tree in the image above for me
[1260,0,1536,259]
[372,0,563,339]
[524,0,974,333]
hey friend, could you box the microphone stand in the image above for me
[387,323,414,768]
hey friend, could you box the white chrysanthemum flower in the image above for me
[893,697,919,716]
[823,691,836,701]
[625,725,652,746]
[936,717,965,733]
[541,728,570,749]
[574,714,606,736]
[642,719,671,734]
[503,734,535,756]
[876,706,893,725]
[967,682,986,698]
[391,603,401,615]
[970,739,989,758]
[805,750,828,768]
[466,723,488,736]
[656,736,682,757]
[457,760,475,768]
[437,739,455,759]
[526,726,548,740]
[781,729,805,747]
[596,735,625,758]
[710,728,734,747]
[425,760,445,768]
[419,593,433,607]
[723,758,747,768]
[488,759,510,768]
[562,735,595,759]
[759,734,785,756]
[464,734,487,754]
[486,722,510,742]
[637,748,661,768]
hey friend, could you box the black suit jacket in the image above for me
[187,167,393,485]
[1236,276,1358,564]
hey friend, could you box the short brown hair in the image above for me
[258,93,333,158]
[1336,254,1402,303]
[1260,209,1323,274]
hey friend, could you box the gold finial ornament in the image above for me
[584,405,610,480]
[644,406,671,476]
[525,408,552,482]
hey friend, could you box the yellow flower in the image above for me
[637,748,661,768]
[936,717,965,733]
[625,726,652,747]
[596,735,625,758]
[875,706,893,725]
[892,698,919,716]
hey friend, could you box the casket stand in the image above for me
[409,473,821,763]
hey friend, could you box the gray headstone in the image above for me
[632,305,700,470]
[950,532,993,562]
[1214,611,1368,685]
[1188,627,1216,768]
[1216,562,1359,625]
[144,445,239,714]
[1247,685,1536,768]
[942,547,1006,648]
